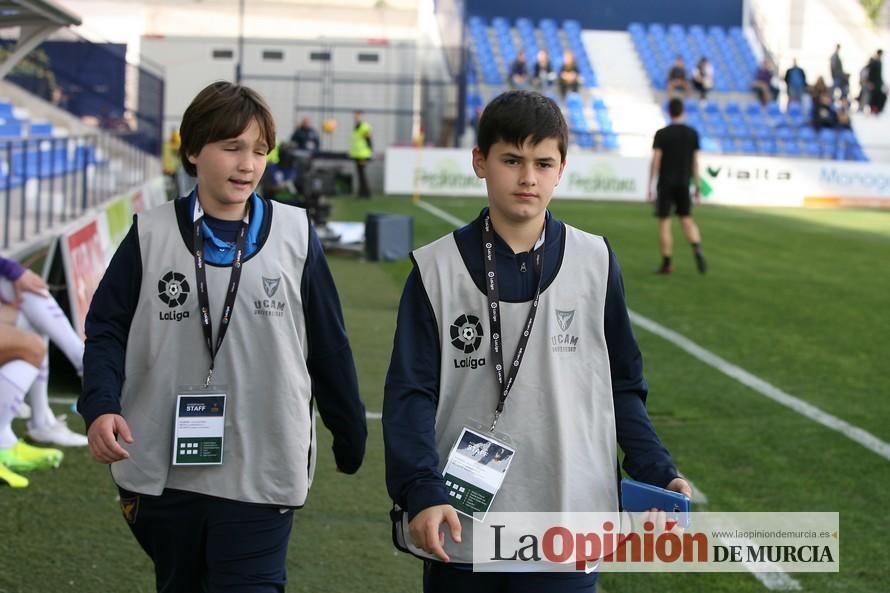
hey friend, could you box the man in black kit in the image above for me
[647,98,706,275]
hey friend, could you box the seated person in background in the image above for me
[784,59,808,104]
[290,116,320,153]
[0,324,65,488]
[509,51,530,89]
[752,58,779,105]
[811,92,838,129]
[810,76,830,103]
[0,257,87,448]
[691,57,714,99]
[666,56,690,97]
[836,98,852,129]
[558,50,581,98]
[533,49,556,90]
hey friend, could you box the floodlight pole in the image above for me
[235,0,245,83]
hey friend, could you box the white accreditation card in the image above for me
[172,390,226,466]
[442,426,516,521]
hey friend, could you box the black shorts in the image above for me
[655,184,692,218]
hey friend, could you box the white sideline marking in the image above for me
[682,482,800,590]
[718,538,802,591]
[415,199,467,227]
[679,476,708,505]
[629,311,890,463]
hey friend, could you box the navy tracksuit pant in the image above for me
[423,560,599,593]
[119,488,294,593]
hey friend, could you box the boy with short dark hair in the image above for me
[80,81,367,592]
[383,89,690,592]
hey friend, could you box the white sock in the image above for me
[27,351,54,429]
[0,360,41,449]
[18,292,84,375]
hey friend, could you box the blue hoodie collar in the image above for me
[188,188,265,264]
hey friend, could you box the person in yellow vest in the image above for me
[162,130,181,176]
[349,110,373,198]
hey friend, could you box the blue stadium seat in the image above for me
[803,141,821,157]
[740,139,757,154]
[798,127,817,142]
[751,125,772,139]
[727,123,749,139]
[724,101,741,116]
[0,121,23,137]
[775,126,796,141]
[757,139,778,155]
[779,140,801,156]
[720,138,738,153]
[745,102,764,118]
[818,128,838,143]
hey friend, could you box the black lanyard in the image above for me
[482,214,544,431]
[193,217,248,386]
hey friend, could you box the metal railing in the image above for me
[0,133,157,250]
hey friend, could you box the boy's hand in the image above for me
[408,504,462,562]
[666,477,692,498]
[14,269,49,301]
[87,413,134,464]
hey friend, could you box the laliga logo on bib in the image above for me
[157,271,191,322]
[450,313,487,370]
[158,271,190,307]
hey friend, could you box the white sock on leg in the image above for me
[27,352,54,429]
[18,292,84,375]
[0,360,40,449]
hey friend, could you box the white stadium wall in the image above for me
[141,35,443,154]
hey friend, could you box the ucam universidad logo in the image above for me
[254,275,286,318]
[552,309,579,353]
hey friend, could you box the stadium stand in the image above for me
[630,22,867,161]
[463,17,866,160]
[0,3,162,254]
[465,17,615,150]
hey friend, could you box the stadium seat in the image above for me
[778,140,801,156]
[740,139,757,154]
[757,138,778,155]
[775,126,795,141]
[0,121,23,137]
[720,138,738,153]
[798,127,817,142]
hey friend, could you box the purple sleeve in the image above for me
[0,256,26,282]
